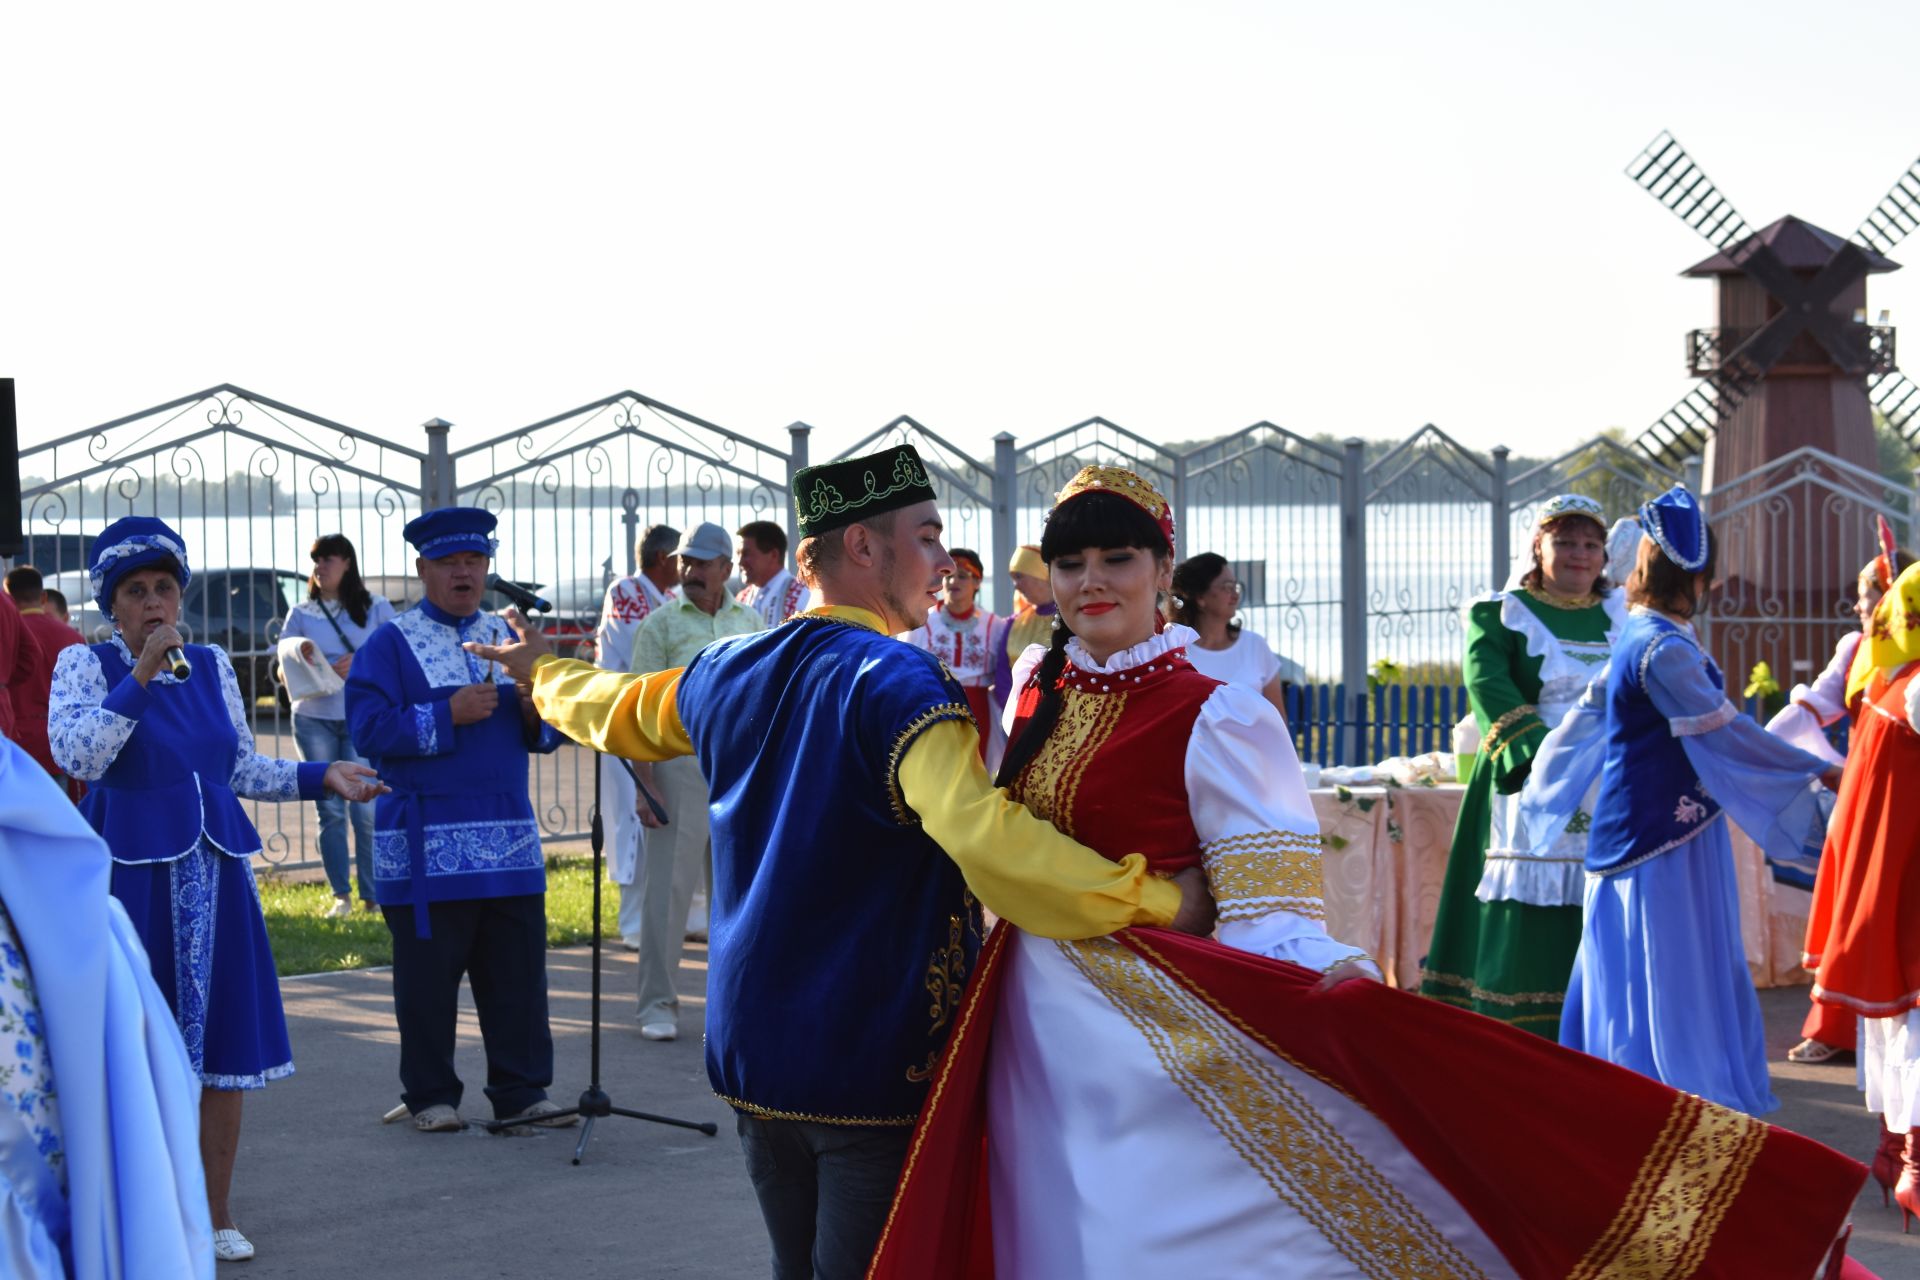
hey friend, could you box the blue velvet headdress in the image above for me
[88,516,191,613]
[1636,485,1709,572]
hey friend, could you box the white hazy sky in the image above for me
[8,0,1920,464]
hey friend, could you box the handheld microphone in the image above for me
[165,646,192,681]
[485,574,552,614]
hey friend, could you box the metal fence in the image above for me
[14,383,1920,869]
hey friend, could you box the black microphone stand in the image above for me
[482,623,717,1161]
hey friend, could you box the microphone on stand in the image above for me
[165,646,192,681]
[484,574,553,614]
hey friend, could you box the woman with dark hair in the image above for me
[870,473,1869,1280]
[1523,487,1842,1116]
[280,534,396,916]
[48,517,383,1263]
[1169,551,1288,717]
[1419,494,1622,1033]
[899,547,1002,767]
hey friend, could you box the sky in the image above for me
[8,0,1920,466]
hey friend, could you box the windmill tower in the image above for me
[1626,131,1920,474]
[1625,133,1920,688]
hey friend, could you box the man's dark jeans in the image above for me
[736,1113,913,1279]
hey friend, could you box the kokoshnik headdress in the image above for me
[1051,465,1176,557]
[1636,485,1710,573]
[792,444,938,539]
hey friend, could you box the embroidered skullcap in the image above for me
[1605,517,1645,587]
[792,444,938,539]
[1636,485,1709,573]
[403,507,499,560]
[89,516,191,614]
[1053,466,1176,557]
[1008,545,1046,579]
[1535,493,1605,530]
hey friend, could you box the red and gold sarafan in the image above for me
[1005,650,1215,876]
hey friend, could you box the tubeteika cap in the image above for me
[793,444,938,539]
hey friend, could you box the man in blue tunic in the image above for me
[473,445,1214,1276]
[346,507,575,1133]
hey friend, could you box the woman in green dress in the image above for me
[1419,494,1624,1033]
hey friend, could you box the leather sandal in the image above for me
[212,1228,255,1261]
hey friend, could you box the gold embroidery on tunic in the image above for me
[906,913,970,1083]
[1059,937,1490,1280]
[1567,1094,1767,1280]
[1011,688,1127,837]
[1203,831,1328,923]
[714,1092,919,1127]
[1417,968,1569,1008]
[885,702,977,825]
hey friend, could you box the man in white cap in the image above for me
[625,522,763,1039]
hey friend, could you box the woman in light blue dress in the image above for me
[1523,486,1841,1116]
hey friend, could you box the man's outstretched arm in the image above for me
[898,718,1211,940]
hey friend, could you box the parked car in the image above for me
[43,566,306,707]
[361,574,599,660]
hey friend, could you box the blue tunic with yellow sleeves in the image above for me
[346,601,563,938]
[675,614,982,1125]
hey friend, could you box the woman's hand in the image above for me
[1167,866,1217,936]
[1315,957,1378,992]
[331,653,353,678]
[132,624,186,687]
[323,761,388,803]
[300,640,320,663]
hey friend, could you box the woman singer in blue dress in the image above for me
[48,517,383,1265]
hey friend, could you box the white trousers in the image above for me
[635,756,711,1025]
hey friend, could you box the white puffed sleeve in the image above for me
[1001,643,1049,737]
[1185,684,1374,974]
[48,645,139,780]
[1763,632,1859,766]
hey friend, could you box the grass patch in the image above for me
[257,855,620,978]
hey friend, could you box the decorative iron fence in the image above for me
[14,384,1920,869]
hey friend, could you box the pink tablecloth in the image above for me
[1310,784,1813,992]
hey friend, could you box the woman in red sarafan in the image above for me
[866,466,1871,1280]
[1804,560,1920,1221]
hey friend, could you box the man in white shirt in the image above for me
[593,524,679,947]
[734,520,809,628]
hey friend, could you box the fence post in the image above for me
[1170,449,1189,556]
[620,489,640,578]
[420,418,454,509]
[786,422,812,555]
[1340,438,1368,766]
[1489,445,1510,592]
[1684,454,1704,501]
[993,432,1017,615]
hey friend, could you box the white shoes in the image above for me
[212,1228,255,1261]
[323,896,353,920]
[619,934,640,951]
[639,1020,678,1041]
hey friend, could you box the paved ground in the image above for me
[233,942,1916,1278]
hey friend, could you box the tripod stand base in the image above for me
[479,1078,722,1152]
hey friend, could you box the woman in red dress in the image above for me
[1804,560,1920,1221]
[867,466,1870,1280]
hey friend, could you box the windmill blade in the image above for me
[1854,154,1920,255]
[1632,370,1756,467]
[1868,368,1920,446]
[1625,131,1752,251]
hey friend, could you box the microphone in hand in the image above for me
[485,573,552,614]
[165,646,192,681]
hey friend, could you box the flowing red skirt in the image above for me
[869,923,1865,1280]
[1805,666,1920,1018]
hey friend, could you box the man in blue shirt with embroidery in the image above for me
[346,507,574,1134]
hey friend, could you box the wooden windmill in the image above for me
[1626,130,1920,476]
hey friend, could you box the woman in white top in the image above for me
[1168,552,1286,718]
[278,535,397,917]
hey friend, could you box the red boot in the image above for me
[1898,1128,1920,1233]
[1872,1121,1904,1205]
